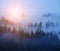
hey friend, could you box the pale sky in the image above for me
[0,0,60,17]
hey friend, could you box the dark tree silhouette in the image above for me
[31,31,34,38]
[46,22,50,28]
[0,26,3,33]
[34,23,37,27]
[8,27,11,32]
[53,34,58,40]
[2,25,7,32]
[18,29,25,38]
[12,27,17,34]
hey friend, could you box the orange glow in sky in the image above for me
[6,4,25,23]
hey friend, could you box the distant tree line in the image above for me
[0,17,59,40]
[0,24,58,40]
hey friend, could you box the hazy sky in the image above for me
[0,0,60,16]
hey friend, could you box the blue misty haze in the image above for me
[0,0,60,16]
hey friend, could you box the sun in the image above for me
[13,10,18,17]
[6,6,25,23]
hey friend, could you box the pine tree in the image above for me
[46,22,50,28]
[31,31,34,38]
[3,25,7,31]
[12,27,17,34]
[8,27,11,32]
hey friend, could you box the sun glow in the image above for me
[13,10,18,16]
[6,4,26,23]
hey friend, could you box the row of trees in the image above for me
[0,17,58,39]
[0,25,58,40]
[1,17,19,25]
[27,21,58,29]
[1,17,58,29]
